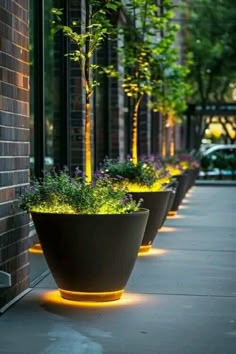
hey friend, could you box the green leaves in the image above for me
[103,159,160,187]
[109,0,186,108]
[52,2,120,96]
[185,0,236,102]
[19,171,141,215]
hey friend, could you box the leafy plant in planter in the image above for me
[101,158,172,252]
[20,172,142,215]
[162,156,184,177]
[102,158,171,192]
[163,153,200,176]
[21,172,149,302]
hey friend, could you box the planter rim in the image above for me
[30,208,149,218]
[130,190,168,195]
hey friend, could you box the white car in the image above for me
[199,144,236,177]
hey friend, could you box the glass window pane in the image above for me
[44,0,64,171]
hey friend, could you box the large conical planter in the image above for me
[31,209,149,302]
[169,173,190,216]
[131,191,170,253]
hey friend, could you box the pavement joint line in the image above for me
[30,269,50,288]
[157,248,236,253]
[0,287,33,315]
[135,291,236,298]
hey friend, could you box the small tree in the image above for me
[184,0,236,148]
[104,0,179,164]
[52,1,120,183]
[150,47,192,157]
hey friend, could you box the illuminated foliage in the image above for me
[20,171,142,214]
[104,0,182,163]
[163,153,200,176]
[102,159,171,191]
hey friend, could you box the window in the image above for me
[29,0,68,177]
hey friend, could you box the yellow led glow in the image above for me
[179,161,189,170]
[42,290,148,308]
[158,226,177,233]
[125,182,163,193]
[138,248,168,257]
[186,191,195,197]
[165,165,182,176]
[178,204,189,210]
[59,288,124,302]
[29,243,43,254]
[138,245,152,253]
[167,213,186,219]
[168,211,177,217]
[182,199,190,204]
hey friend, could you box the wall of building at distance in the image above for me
[0,0,30,308]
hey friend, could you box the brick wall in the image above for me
[0,0,30,308]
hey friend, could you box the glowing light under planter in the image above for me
[158,226,177,233]
[29,243,43,254]
[182,199,191,204]
[42,290,147,308]
[167,213,186,219]
[138,248,168,257]
[168,211,177,217]
[59,288,124,302]
[178,204,189,210]
[138,245,152,253]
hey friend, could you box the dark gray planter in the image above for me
[31,209,149,302]
[131,191,170,253]
[169,173,190,215]
[159,190,175,228]
[186,168,200,191]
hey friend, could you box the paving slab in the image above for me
[1,289,236,354]
[0,186,236,354]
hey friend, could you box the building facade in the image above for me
[0,0,30,308]
[0,0,187,309]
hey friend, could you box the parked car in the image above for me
[199,144,236,177]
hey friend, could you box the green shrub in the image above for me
[20,172,142,215]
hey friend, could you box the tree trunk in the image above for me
[161,114,168,158]
[84,1,92,184]
[131,96,142,165]
[170,124,175,157]
[85,90,92,183]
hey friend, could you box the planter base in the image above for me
[168,211,176,217]
[139,245,152,253]
[59,288,124,302]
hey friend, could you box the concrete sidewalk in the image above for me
[0,186,236,354]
